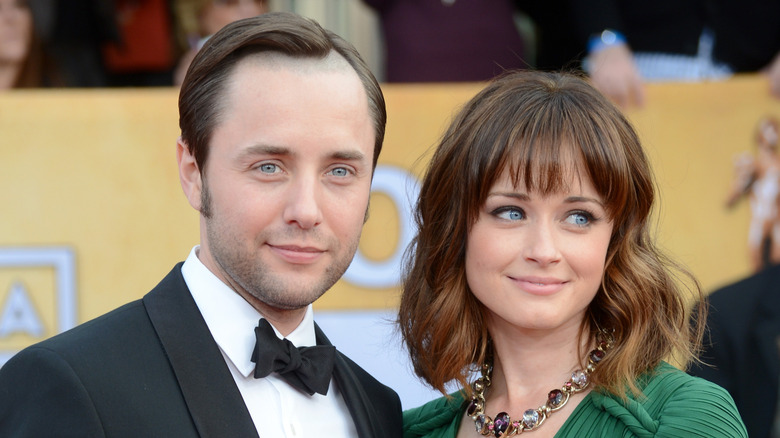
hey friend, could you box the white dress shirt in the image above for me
[181,246,358,437]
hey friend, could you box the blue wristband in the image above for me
[587,29,627,54]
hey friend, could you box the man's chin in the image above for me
[251,286,330,311]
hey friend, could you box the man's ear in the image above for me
[177,137,203,211]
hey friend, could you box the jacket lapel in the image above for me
[315,323,381,438]
[143,264,259,438]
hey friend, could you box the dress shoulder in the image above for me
[581,362,748,437]
[403,392,465,438]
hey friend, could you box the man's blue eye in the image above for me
[330,167,350,177]
[259,163,278,173]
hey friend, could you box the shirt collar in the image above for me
[181,245,317,378]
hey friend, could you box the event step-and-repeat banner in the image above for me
[2,76,779,407]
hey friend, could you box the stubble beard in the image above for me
[201,184,360,311]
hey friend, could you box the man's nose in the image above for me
[282,175,323,230]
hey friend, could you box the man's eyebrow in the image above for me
[237,144,367,163]
[330,150,366,161]
[239,144,291,158]
[241,144,365,161]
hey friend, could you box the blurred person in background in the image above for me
[689,260,780,438]
[28,0,119,87]
[172,0,268,85]
[361,0,529,82]
[526,0,780,108]
[725,117,780,273]
[0,0,59,88]
[102,0,178,87]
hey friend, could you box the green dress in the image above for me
[403,362,747,437]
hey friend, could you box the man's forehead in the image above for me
[240,50,352,74]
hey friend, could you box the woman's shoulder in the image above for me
[587,362,748,437]
[403,391,465,438]
[639,361,738,405]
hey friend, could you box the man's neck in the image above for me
[235,288,308,337]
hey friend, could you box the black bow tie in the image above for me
[251,318,336,396]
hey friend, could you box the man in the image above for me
[689,263,780,438]
[0,12,402,437]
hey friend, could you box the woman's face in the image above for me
[0,0,32,65]
[199,0,268,36]
[465,166,613,335]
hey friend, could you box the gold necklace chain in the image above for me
[467,330,614,436]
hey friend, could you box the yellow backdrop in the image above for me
[1,75,779,357]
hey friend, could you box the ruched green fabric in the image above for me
[403,394,463,438]
[403,362,747,438]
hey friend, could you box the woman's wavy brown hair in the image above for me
[398,70,706,397]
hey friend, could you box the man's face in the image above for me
[180,54,375,318]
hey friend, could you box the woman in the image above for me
[399,71,747,437]
[0,0,61,89]
[0,0,33,88]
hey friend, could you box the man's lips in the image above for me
[267,244,326,264]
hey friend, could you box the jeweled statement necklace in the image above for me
[467,330,614,436]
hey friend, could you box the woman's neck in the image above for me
[490,317,587,387]
[492,332,587,400]
[460,326,596,438]
[482,317,594,411]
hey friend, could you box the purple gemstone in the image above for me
[590,349,605,363]
[522,409,540,429]
[467,399,478,416]
[475,414,487,433]
[548,389,564,407]
[571,370,588,388]
[493,412,509,437]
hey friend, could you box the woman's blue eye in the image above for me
[567,212,592,226]
[494,207,524,221]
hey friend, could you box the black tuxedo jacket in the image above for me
[689,264,780,438]
[0,264,402,437]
